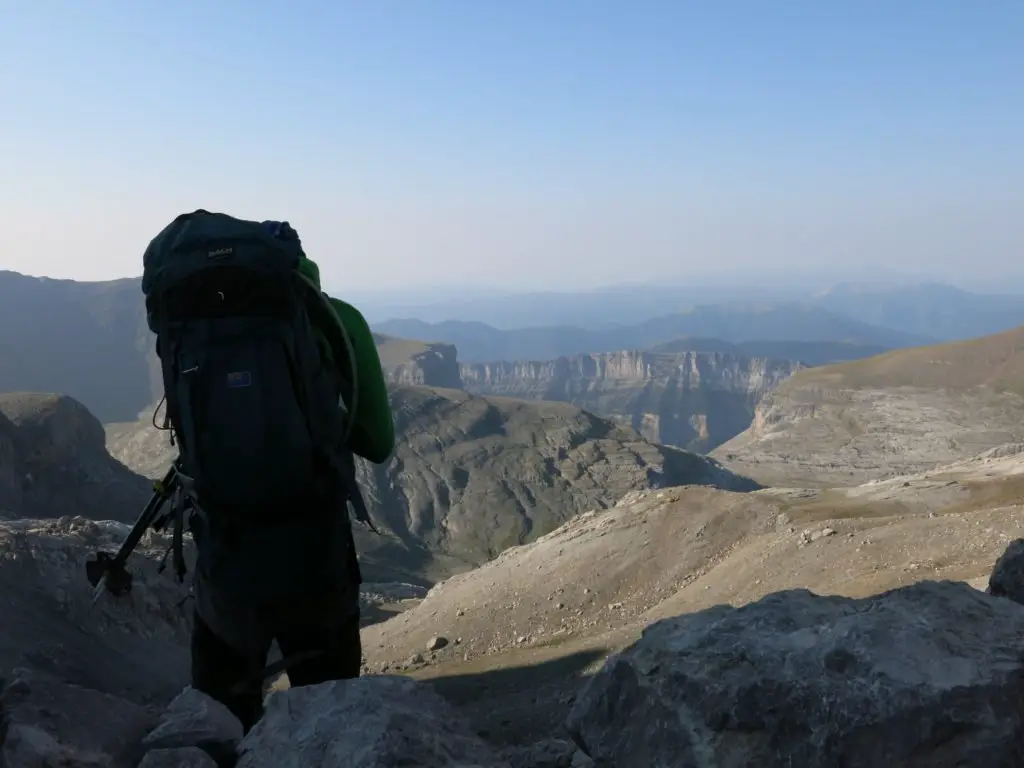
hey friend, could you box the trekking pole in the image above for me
[85,461,180,606]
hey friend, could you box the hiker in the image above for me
[140,211,394,731]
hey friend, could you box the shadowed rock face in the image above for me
[987,538,1024,603]
[566,579,1024,768]
[0,393,151,522]
[107,385,759,584]
[0,516,193,706]
[350,386,759,581]
[461,349,802,452]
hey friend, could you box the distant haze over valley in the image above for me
[364,281,1024,344]
[4,268,1024,450]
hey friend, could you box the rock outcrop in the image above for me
[375,333,463,389]
[4,488,1024,766]
[352,386,759,582]
[8,554,1024,767]
[0,393,151,521]
[566,579,1024,767]
[0,667,158,768]
[714,327,1024,486]
[462,349,802,452]
[238,677,508,767]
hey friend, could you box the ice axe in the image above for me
[85,461,182,606]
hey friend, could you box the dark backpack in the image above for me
[141,210,353,519]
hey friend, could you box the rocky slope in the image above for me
[358,443,1024,747]
[567,579,1024,767]
[0,271,153,423]
[0,393,151,522]
[461,349,803,452]
[713,326,1024,486]
[107,385,758,584]
[0,516,193,706]
[7,447,1024,766]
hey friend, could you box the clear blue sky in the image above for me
[0,0,1021,293]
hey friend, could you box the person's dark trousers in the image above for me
[190,608,363,732]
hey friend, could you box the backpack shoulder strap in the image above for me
[296,273,360,449]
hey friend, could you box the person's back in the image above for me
[141,210,394,730]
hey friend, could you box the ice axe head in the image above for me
[85,551,134,597]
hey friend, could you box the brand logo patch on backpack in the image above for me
[226,371,252,388]
[208,247,234,260]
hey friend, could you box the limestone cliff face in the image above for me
[385,346,462,389]
[374,335,463,389]
[460,350,803,452]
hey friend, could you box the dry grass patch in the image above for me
[785,325,1024,395]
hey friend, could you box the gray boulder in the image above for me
[988,537,1024,604]
[0,668,156,768]
[138,746,219,767]
[141,686,243,755]
[236,676,510,768]
[500,737,578,767]
[565,580,1024,767]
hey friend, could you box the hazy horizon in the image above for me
[2,1,1021,293]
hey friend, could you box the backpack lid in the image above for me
[142,210,300,297]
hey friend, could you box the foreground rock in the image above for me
[566,580,1024,767]
[139,747,218,767]
[237,676,509,768]
[0,668,156,768]
[0,516,192,704]
[141,686,243,757]
[4,531,1024,767]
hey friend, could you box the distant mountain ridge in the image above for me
[0,271,152,423]
[811,281,1024,341]
[362,280,1024,341]
[4,268,1023,427]
[375,303,934,362]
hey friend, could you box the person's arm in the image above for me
[328,297,395,464]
